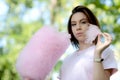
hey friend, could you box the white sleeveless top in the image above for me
[60,45,117,80]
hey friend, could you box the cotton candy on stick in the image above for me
[16,26,70,80]
[85,24,102,44]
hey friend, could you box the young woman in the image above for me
[59,5,117,80]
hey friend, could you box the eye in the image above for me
[71,23,76,27]
[81,21,88,24]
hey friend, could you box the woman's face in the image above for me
[71,12,89,42]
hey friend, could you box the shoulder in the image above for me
[63,51,76,63]
[102,46,114,58]
[61,51,76,68]
[103,46,113,53]
[102,46,118,75]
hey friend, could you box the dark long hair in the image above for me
[68,5,100,48]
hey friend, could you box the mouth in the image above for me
[76,32,83,37]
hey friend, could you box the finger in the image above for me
[102,33,109,42]
[101,33,109,44]
[104,33,112,40]
[97,33,103,43]
[101,33,107,42]
[102,34,112,45]
[104,33,112,42]
[100,34,105,43]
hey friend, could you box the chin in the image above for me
[76,36,85,41]
[77,38,86,42]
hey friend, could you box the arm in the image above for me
[93,33,112,80]
[93,51,111,80]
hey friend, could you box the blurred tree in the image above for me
[0,0,120,80]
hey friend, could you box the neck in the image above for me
[78,42,94,50]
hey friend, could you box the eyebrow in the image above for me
[71,18,88,22]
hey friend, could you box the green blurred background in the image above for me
[0,0,120,80]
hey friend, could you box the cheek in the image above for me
[84,26,89,31]
[71,28,76,35]
[86,26,89,29]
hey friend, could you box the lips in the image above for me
[76,32,83,37]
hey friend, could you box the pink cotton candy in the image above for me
[16,26,70,80]
[85,24,101,44]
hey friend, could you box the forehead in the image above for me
[71,12,87,21]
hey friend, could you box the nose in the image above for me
[76,24,82,31]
